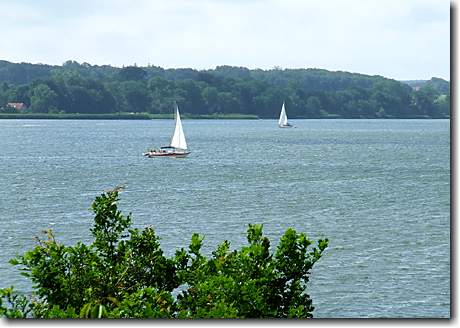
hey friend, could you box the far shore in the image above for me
[0,113,448,120]
[0,113,259,120]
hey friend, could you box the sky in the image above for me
[0,0,451,80]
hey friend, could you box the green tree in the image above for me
[61,75,116,114]
[1,188,328,319]
[29,84,58,113]
[175,79,205,114]
[412,85,438,117]
[1,59,449,118]
[121,81,150,112]
[201,86,219,113]
[148,77,184,113]
[6,85,30,107]
[305,96,322,117]
[0,82,9,106]
[118,66,147,81]
[433,94,450,117]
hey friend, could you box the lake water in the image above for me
[0,119,450,318]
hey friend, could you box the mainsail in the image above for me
[278,102,288,126]
[169,104,187,150]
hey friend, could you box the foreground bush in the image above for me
[1,188,328,319]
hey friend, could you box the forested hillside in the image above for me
[0,60,450,118]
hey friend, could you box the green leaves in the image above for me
[189,233,204,256]
[91,187,131,259]
[0,287,31,318]
[2,188,328,319]
[0,60,451,118]
[173,225,328,318]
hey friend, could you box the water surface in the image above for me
[0,119,450,318]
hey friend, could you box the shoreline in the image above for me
[0,113,449,120]
[0,113,259,120]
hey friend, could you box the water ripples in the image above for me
[0,118,450,317]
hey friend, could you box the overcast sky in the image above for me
[1,0,450,80]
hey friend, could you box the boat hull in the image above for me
[143,151,190,158]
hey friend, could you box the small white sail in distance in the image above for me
[278,102,288,126]
[169,104,187,150]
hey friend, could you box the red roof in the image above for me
[7,102,27,110]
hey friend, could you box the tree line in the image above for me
[0,60,450,118]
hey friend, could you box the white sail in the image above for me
[278,102,288,126]
[169,104,187,150]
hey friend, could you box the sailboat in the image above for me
[278,102,293,128]
[143,103,190,158]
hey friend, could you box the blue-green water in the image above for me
[0,119,450,318]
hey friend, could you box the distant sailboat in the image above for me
[278,102,293,128]
[143,103,190,157]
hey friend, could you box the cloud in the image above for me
[0,0,450,79]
